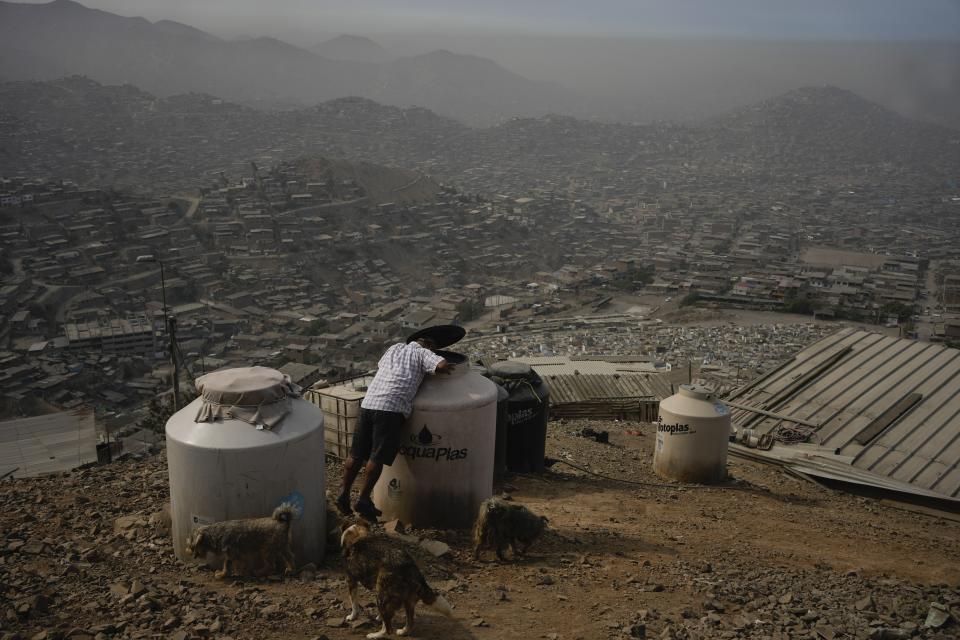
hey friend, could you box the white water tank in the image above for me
[374,350,498,529]
[166,367,325,567]
[653,384,730,484]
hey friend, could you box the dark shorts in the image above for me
[350,408,406,465]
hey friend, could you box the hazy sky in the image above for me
[22,0,960,44]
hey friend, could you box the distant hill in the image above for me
[310,35,390,63]
[152,19,222,42]
[0,0,568,124]
[0,0,374,104]
[0,77,469,189]
[374,50,572,124]
[708,85,960,168]
[717,86,915,134]
[1,77,956,191]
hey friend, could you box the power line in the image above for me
[548,458,749,491]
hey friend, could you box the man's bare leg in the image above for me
[354,460,384,519]
[337,456,362,514]
[358,460,383,502]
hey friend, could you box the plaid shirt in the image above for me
[361,342,444,417]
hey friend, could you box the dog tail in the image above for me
[418,575,454,617]
[429,594,454,617]
[272,502,301,524]
[472,498,495,550]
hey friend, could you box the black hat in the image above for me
[406,324,466,349]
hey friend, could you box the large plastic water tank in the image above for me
[493,384,509,478]
[374,349,498,529]
[653,384,730,484]
[489,361,550,473]
[166,367,326,567]
[474,362,509,479]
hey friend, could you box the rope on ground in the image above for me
[549,459,747,491]
[773,423,820,445]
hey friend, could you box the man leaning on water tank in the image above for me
[336,336,450,521]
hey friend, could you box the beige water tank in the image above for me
[653,384,730,484]
[166,367,325,567]
[373,350,498,529]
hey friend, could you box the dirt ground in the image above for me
[2,420,959,640]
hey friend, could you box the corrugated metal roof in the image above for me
[541,373,671,404]
[0,411,97,478]
[510,357,672,404]
[512,355,668,377]
[727,328,960,500]
[277,362,320,384]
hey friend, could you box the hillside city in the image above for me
[1,77,960,433]
[2,2,960,640]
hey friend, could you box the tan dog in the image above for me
[185,503,298,578]
[341,522,453,638]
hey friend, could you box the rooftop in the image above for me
[0,410,97,478]
[727,328,960,503]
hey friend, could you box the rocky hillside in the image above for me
[2,420,958,639]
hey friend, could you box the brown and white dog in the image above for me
[185,503,298,578]
[340,522,453,638]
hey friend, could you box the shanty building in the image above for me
[0,410,97,478]
[64,316,157,355]
[507,355,672,422]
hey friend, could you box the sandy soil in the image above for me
[2,421,958,640]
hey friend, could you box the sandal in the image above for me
[335,493,354,516]
[354,498,382,521]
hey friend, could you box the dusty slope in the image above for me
[293,157,440,205]
[2,420,958,640]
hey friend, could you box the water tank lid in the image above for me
[193,366,301,430]
[405,324,466,349]
[471,362,490,377]
[678,383,715,401]
[489,361,535,380]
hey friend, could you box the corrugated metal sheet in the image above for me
[0,411,97,478]
[539,373,670,404]
[512,356,668,378]
[727,328,960,500]
[502,356,671,422]
[511,357,672,401]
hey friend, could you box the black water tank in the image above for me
[490,361,550,473]
[474,363,509,479]
[494,384,509,477]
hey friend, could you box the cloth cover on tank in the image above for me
[490,361,537,382]
[193,366,301,430]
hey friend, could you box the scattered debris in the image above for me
[923,602,952,629]
[576,428,610,444]
[419,539,451,557]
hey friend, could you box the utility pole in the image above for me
[168,315,181,411]
[157,259,180,411]
[137,254,179,411]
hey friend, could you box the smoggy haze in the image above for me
[4,0,959,128]
[11,0,960,44]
